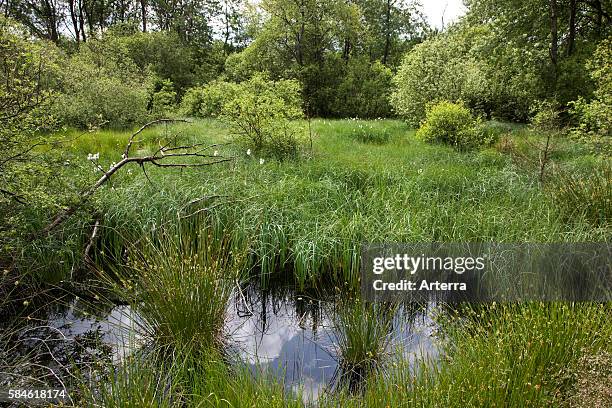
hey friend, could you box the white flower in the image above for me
[121,153,126,159]
[418,168,423,174]
[246,149,251,156]
[213,150,219,156]
[109,162,117,170]
[87,153,93,160]
[259,158,265,165]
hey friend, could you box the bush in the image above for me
[390,28,491,126]
[180,80,240,118]
[334,58,393,119]
[221,75,304,160]
[391,26,543,125]
[0,18,70,259]
[54,38,152,128]
[150,79,177,117]
[530,100,563,134]
[569,38,612,156]
[416,101,492,149]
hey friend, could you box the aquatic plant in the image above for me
[331,296,398,391]
[112,223,241,351]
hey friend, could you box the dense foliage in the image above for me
[221,75,305,159]
[416,101,494,149]
[569,37,612,155]
[0,18,65,253]
[54,37,153,128]
[180,80,240,118]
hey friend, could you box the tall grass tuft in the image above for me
[110,222,241,351]
[548,163,611,226]
[332,297,398,391]
[80,348,185,408]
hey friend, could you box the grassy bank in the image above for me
[46,118,608,288]
[6,118,609,407]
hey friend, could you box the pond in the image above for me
[1,282,441,403]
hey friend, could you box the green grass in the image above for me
[61,118,609,288]
[331,298,398,390]
[76,303,611,407]
[331,303,612,407]
[103,222,240,351]
[21,118,610,407]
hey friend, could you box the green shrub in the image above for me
[0,17,70,262]
[334,58,393,119]
[54,38,152,128]
[390,26,543,125]
[416,101,491,149]
[530,100,563,133]
[390,28,491,126]
[221,75,304,160]
[569,38,612,156]
[150,79,177,117]
[180,80,240,118]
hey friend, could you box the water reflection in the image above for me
[45,297,143,362]
[226,283,439,401]
[2,282,440,402]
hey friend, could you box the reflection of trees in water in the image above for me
[232,277,434,395]
[0,294,118,397]
[233,278,334,335]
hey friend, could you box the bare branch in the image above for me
[123,119,189,159]
[37,121,233,239]
[0,188,27,205]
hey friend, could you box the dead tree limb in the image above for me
[39,119,233,238]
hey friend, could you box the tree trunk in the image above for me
[42,0,59,43]
[594,0,604,37]
[343,38,351,61]
[567,0,576,56]
[549,0,558,86]
[68,0,81,43]
[141,0,147,32]
[78,0,86,42]
[382,0,391,65]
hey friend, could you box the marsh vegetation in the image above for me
[1,0,611,406]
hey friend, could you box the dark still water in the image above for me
[225,283,440,401]
[1,283,440,403]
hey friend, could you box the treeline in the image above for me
[1,0,610,129]
[391,0,612,125]
[1,0,429,120]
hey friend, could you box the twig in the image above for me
[83,219,100,268]
[36,120,231,239]
[0,188,26,204]
[124,119,189,159]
